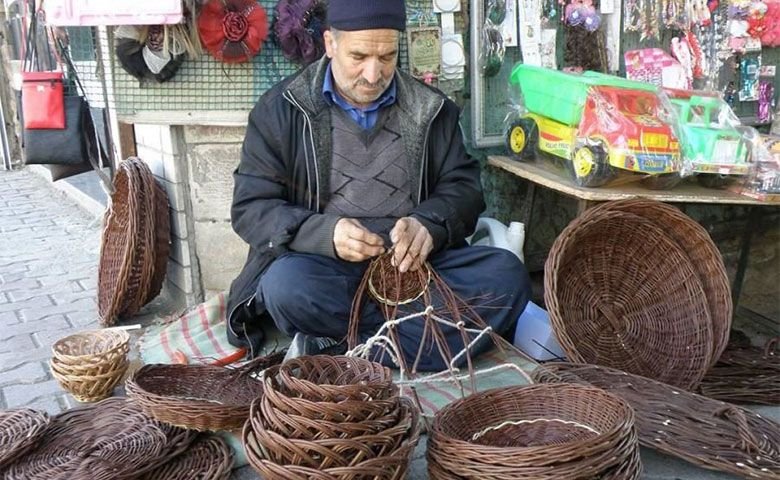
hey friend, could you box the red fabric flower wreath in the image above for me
[198,0,269,64]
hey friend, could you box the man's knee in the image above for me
[258,255,302,308]
[481,248,532,296]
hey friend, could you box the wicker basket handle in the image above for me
[713,406,767,455]
[763,337,778,358]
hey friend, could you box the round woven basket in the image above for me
[4,397,196,480]
[428,384,641,480]
[98,157,170,326]
[544,209,714,389]
[139,434,234,480]
[125,352,283,431]
[593,199,732,365]
[0,409,50,469]
[533,362,780,479]
[50,329,130,402]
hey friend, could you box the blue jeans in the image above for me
[257,246,531,371]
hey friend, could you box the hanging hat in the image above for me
[326,0,406,31]
[274,0,327,65]
[198,0,269,64]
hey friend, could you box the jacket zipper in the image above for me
[229,91,320,339]
[418,100,446,203]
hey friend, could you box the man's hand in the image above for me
[334,218,385,262]
[390,217,433,273]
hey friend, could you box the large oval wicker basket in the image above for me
[50,329,130,402]
[427,383,641,479]
[0,409,50,469]
[533,362,780,479]
[593,199,732,365]
[544,209,714,389]
[98,157,170,326]
[126,351,284,431]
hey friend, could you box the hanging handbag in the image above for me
[21,9,65,129]
[23,95,87,165]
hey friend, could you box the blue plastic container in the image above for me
[513,301,566,361]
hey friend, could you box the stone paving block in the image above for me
[13,395,63,415]
[0,315,70,340]
[0,295,55,314]
[18,298,94,322]
[51,290,97,306]
[65,311,100,329]
[0,311,20,327]
[0,348,51,372]
[0,334,36,354]
[3,379,63,408]
[0,361,48,387]
[0,277,42,293]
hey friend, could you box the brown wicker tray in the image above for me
[139,434,233,480]
[0,409,50,470]
[544,208,714,389]
[428,384,641,479]
[533,362,780,479]
[126,351,283,431]
[3,397,196,480]
[699,337,780,405]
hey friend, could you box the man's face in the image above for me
[323,28,399,108]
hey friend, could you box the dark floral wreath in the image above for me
[198,0,269,64]
[273,0,327,65]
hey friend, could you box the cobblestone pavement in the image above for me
[0,169,102,413]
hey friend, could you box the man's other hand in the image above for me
[334,218,386,262]
[390,217,433,273]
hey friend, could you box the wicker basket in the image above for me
[427,384,641,479]
[98,157,170,326]
[139,434,233,480]
[544,209,714,389]
[243,355,421,480]
[594,199,732,365]
[4,397,196,480]
[50,329,130,402]
[126,351,284,431]
[0,409,50,469]
[699,337,779,405]
[533,362,780,479]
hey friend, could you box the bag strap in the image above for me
[54,35,115,195]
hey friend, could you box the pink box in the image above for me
[45,0,183,26]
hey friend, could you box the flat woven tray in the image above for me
[0,409,50,470]
[427,383,641,480]
[533,362,780,479]
[699,337,780,405]
[593,199,732,365]
[126,350,284,431]
[139,434,234,480]
[544,208,714,389]
[3,397,196,480]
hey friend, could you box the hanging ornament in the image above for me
[685,30,705,78]
[114,25,187,83]
[273,0,327,65]
[198,0,269,64]
[758,81,775,123]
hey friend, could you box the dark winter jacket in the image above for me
[226,56,485,355]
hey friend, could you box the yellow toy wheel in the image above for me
[505,118,538,161]
[509,126,526,154]
[573,148,594,178]
[568,144,614,188]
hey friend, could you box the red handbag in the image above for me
[21,71,65,129]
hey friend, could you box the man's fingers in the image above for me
[389,218,409,245]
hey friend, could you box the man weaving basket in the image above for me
[226,0,531,371]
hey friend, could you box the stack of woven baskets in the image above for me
[427,383,642,479]
[544,199,732,389]
[243,355,421,479]
[98,157,170,326]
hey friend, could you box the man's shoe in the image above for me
[284,333,347,361]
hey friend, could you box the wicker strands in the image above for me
[98,157,170,326]
[3,397,196,480]
[139,434,234,480]
[0,409,50,469]
[50,329,130,402]
[243,355,421,480]
[126,351,284,431]
[593,199,733,365]
[533,362,780,479]
[699,337,780,405]
[544,207,714,389]
[427,384,642,479]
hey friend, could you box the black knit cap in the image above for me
[327,0,406,31]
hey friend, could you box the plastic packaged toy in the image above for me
[506,65,682,189]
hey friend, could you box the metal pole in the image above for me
[0,72,12,171]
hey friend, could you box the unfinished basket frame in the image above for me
[699,336,780,405]
[50,329,130,402]
[427,383,642,480]
[533,362,780,479]
[139,434,234,480]
[0,409,51,469]
[544,208,714,389]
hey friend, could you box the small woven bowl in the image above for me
[50,329,130,402]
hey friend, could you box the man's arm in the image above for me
[409,99,485,253]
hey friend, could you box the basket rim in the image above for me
[51,329,130,360]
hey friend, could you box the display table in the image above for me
[487,155,780,313]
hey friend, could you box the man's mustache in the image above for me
[355,78,387,89]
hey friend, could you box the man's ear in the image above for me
[323,30,336,58]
